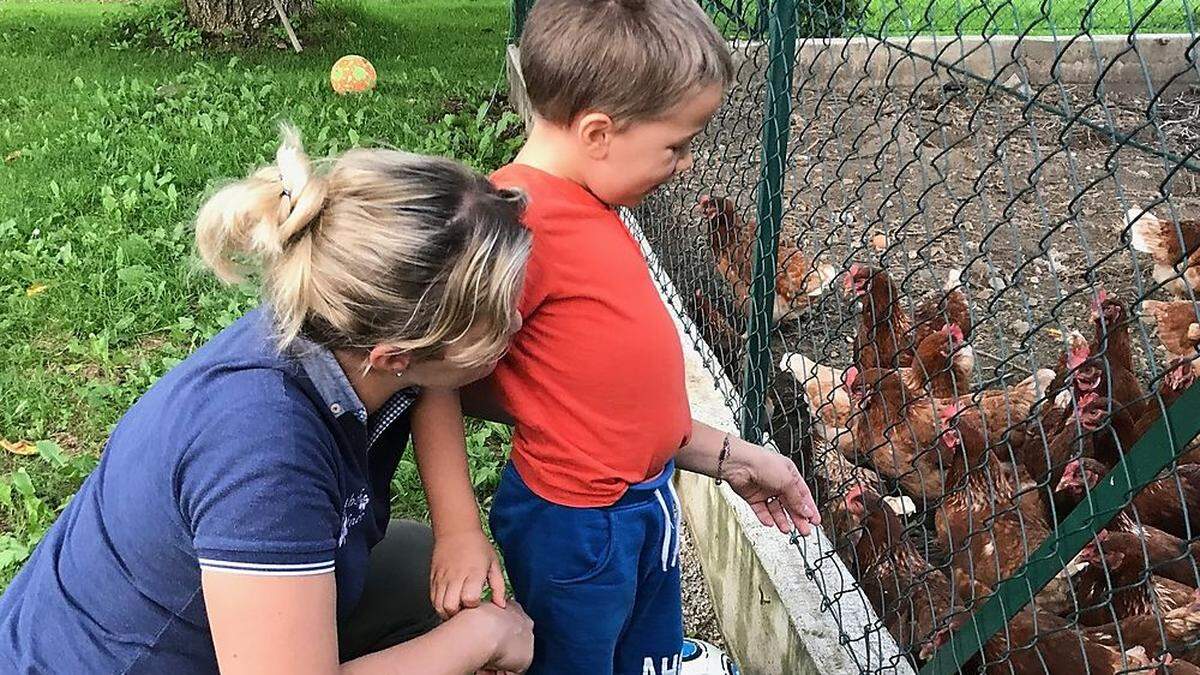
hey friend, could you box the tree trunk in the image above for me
[183,0,314,35]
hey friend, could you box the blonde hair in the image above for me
[520,0,734,125]
[194,126,531,367]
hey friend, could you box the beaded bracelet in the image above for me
[715,434,732,485]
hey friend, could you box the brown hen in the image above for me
[1143,300,1200,370]
[1126,208,1200,299]
[700,195,834,321]
[1071,530,1196,626]
[845,485,953,660]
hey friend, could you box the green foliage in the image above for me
[0,443,97,586]
[797,0,864,37]
[0,0,515,592]
[414,99,524,170]
[704,0,1189,37]
[108,3,203,53]
[862,0,1189,34]
[390,421,512,533]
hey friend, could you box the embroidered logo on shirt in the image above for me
[338,489,371,547]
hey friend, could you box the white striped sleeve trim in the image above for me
[198,558,336,576]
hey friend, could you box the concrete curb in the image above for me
[735,33,1199,96]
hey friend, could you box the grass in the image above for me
[0,0,519,587]
[862,0,1192,35]
[706,0,1192,36]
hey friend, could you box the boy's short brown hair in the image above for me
[519,0,734,125]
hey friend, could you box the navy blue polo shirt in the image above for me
[0,308,418,673]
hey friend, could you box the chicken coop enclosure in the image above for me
[511,0,1200,672]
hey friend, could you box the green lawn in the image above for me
[863,0,1191,35]
[706,0,1192,36]
[0,0,518,586]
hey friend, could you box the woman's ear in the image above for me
[575,112,616,160]
[367,345,412,377]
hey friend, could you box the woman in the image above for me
[0,128,534,674]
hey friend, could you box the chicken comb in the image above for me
[843,264,863,294]
[843,365,859,390]
[1078,534,1108,563]
[844,484,866,513]
[1066,331,1091,369]
[943,323,965,344]
[1166,359,1197,389]
[1055,459,1082,492]
[938,401,962,423]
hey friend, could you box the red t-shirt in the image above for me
[490,163,693,507]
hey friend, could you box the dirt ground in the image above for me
[640,72,1200,460]
[636,71,1200,665]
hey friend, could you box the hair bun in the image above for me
[273,125,328,249]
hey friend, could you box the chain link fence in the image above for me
[509,0,1200,671]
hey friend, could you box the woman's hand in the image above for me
[431,529,507,619]
[471,600,534,674]
[724,438,821,536]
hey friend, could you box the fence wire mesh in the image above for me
[623,0,1200,671]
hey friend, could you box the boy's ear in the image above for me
[576,111,616,160]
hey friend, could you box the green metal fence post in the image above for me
[740,0,796,442]
[509,0,534,43]
[919,384,1200,674]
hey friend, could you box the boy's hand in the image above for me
[725,440,822,536]
[431,529,507,620]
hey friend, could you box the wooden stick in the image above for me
[272,0,303,53]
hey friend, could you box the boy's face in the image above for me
[582,84,724,208]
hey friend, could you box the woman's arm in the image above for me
[675,419,821,536]
[412,389,506,617]
[202,571,530,675]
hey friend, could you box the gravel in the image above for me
[679,515,727,648]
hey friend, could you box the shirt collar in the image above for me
[292,337,369,424]
[292,338,421,446]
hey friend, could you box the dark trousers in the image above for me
[490,463,683,675]
[338,520,442,662]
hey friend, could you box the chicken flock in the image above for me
[695,197,1200,672]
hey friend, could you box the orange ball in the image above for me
[330,55,377,95]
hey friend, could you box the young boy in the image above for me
[426,0,823,672]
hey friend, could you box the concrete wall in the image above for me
[743,34,1200,96]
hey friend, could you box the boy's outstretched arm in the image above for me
[411,389,507,619]
[675,420,822,536]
